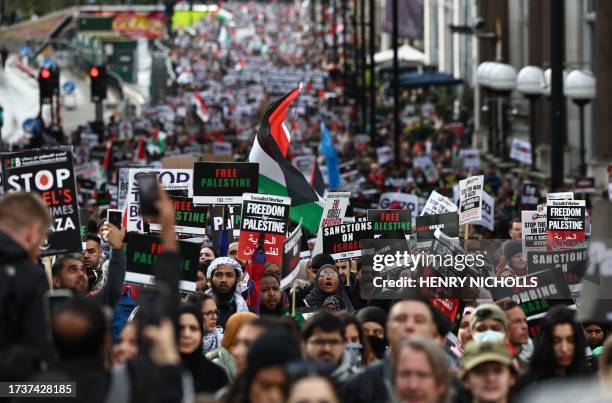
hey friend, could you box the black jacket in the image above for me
[341,357,390,403]
[0,231,54,362]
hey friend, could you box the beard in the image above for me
[212,283,238,305]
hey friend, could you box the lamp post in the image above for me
[488,63,517,160]
[516,66,544,169]
[477,62,496,155]
[565,69,596,176]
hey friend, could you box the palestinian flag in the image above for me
[249,86,323,234]
[193,92,210,123]
[310,158,326,199]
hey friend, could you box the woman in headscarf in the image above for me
[304,263,356,312]
[177,304,228,393]
[206,311,258,382]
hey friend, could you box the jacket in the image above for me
[341,356,391,403]
[87,248,126,310]
[0,231,54,362]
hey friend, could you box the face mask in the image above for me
[473,330,505,343]
[345,342,363,367]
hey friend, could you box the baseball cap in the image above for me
[469,304,509,331]
[461,341,513,376]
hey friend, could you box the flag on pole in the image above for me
[248,86,323,234]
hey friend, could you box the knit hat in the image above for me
[502,240,522,261]
[206,256,243,279]
[469,304,508,332]
[356,306,388,329]
[311,254,336,273]
[461,341,513,377]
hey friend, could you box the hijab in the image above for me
[304,264,355,312]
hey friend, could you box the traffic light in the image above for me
[89,66,107,102]
[38,67,59,104]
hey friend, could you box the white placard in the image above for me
[509,138,532,165]
[458,175,484,225]
[420,190,458,216]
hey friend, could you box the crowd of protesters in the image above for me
[0,2,610,403]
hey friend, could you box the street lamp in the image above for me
[488,63,516,159]
[516,66,544,169]
[565,69,596,176]
[477,62,498,155]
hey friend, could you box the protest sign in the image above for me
[376,146,393,165]
[527,249,589,287]
[126,168,193,232]
[458,149,480,170]
[472,192,495,232]
[509,138,532,165]
[193,162,258,205]
[125,233,199,292]
[421,190,457,216]
[79,209,90,243]
[212,141,233,156]
[322,221,374,260]
[522,209,547,259]
[491,268,573,336]
[413,156,439,183]
[207,206,232,249]
[521,183,539,207]
[117,165,149,210]
[292,155,316,180]
[379,192,419,218]
[546,199,586,250]
[149,196,207,235]
[367,209,411,239]
[237,193,291,264]
[458,175,483,225]
[282,222,302,280]
[1,149,82,256]
[546,192,574,202]
[313,192,351,255]
[415,212,459,245]
[574,177,595,194]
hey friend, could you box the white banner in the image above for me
[420,190,457,216]
[126,168,193,232]
[379,192,419,218]
[509,138,532,165]
[522,208,548,259]
[458,149,481,170]
[376,146,393,166]
[458,175,484,225]
[472,192,495,231]
[313,192,351,256]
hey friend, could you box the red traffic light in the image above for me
[90,67,99,78]
[40,68,51,79]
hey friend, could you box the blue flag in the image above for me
[319,122,341,190]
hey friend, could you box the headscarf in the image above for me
[221,311,258,350]
[179,304,229,392]
[207,256,243,279]
[356,306,388,329]
[304,264,355,312]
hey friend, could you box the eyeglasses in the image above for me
[319,271,338,279]
[203,310,219,318]
[308,338,344,347]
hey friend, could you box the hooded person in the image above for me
[304,263,356,312]
[205,257,249,329]
[295,254,337,306]
[177,304,229,393]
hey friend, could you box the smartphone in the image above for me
[137,288,162,326]
[44,289,73,338]
[137,174,160,217]
[107,209,123,229]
